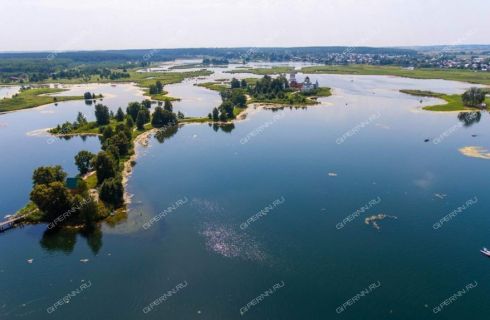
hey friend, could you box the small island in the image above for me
[400,87,489,111]
[0,86,88,113]
[199,73,331,123]
[14,99,185,230]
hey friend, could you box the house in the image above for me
[289,72,319,93]
[301,77,319,93]
[65,177,82,192]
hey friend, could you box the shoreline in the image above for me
[121,128,157,205]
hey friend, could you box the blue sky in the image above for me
[1,0,489,51]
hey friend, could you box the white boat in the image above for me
[480,248,490,257]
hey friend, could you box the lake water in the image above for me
[1,64,490,320]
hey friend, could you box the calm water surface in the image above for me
[1,65,490,320]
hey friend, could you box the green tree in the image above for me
[241,79,247,88]
[230,91,247,107]
[94,104,110,125]
[83,92,92,100]
[102,126,114,142]
[151,106,177,128]
[74,151,95,175]
[115,107,125,122]
[99,177,124,207]
[73,195,100,227]
[231,78,241,89]
[104,132,130,156]
[156,81,163,93]
[219,100,234,118]
[142,99,152,109]
[93,152,116,184]
[126,102,142,121]
[164,100,173,112]
[126,115,134,128]
[136,110,147,130]
[462,87,485,107]
[30,182,73,222]
[212,107,219,121]
[149,84,158,95]
[115,123,132,140]
[76,112,87,126]
[32,166,67,185]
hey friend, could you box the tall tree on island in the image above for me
[164,100,173,112]
[94,104,110,125]
[75,151,96,175]
[115,107,125,122]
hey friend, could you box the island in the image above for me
[198,73,332,122]
[14,99,196,230]
[400,87,489,111]
[0,86,88,113]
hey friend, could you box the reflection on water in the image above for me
[40,224,103,255]
[458,111,482,127]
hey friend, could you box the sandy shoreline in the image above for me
[121,129,157,204]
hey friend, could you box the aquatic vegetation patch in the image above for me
[459,146,490,160]
[364,214,397,230]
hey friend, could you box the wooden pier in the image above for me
[0,214,27,233]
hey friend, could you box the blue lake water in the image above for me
[1,66,490,320]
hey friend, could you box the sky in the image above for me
[1,0,489,51]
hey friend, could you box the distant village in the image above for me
[303,52,490,72]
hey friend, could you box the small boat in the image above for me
[480,247,490,257]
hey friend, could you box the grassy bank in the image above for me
[0,87,84,112]
[400,89,490,111]
[301,65,490,85]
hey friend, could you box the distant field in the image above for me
[0,88,83,112]
[301,65,490,85]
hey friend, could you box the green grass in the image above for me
[196,82,229,92]
[128,69,213,101]
[84,173,98,189]
[233,107,246,117]
[310,87,332,97]
[14,202,43,223]
[301,65,490,85]
[180,117,211,123]
[400,89,490,111]
[226,66,295,75]
[0,87,84,112]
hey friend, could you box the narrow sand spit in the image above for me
[121,129,157,204]
[458,146,490,160]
